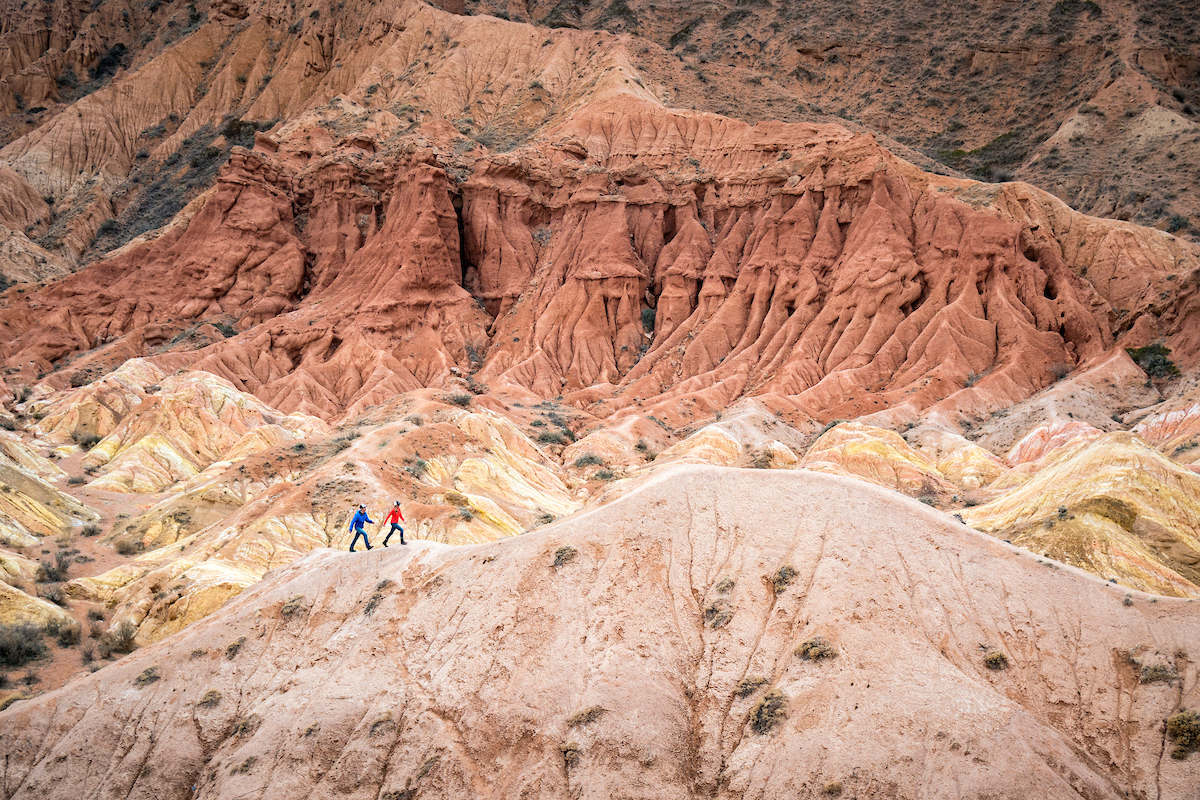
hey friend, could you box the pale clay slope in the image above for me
[0,467,1195,800]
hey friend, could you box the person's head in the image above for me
[358,504,365,511]
[393,500,401,506]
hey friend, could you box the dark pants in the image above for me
[349,528,371,551]
[384,523,405,545]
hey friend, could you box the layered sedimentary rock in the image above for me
[67,400,578,643]
[0,1,1196,432]
[963,432,1200,596]
[2,467,1197,799]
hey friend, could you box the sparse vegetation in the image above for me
[115,539,143,556]
[36,551,72,582]
[281,596,307,617]
[704,602,732,629]
[591,469,616,481]
[0,624,46,667]
[770,565,797,594]
[134,666,160,686]
[81,523,102,536]
[71,431,102,450]
[225,638,245,661]
[984,651,1009,670]
[98,621,137,658]
[39,584,68,607]
[822,782,844,797]
[560,742,581,769]
[796,637,837,661]
[231,756,257,775]
[364,591,385,615]
[1139,662,1178,684]
[445,393,473,408]
[1126,343,1180,379]
[573,453,604,468]
[567,706,606,727]
[734,676,767,697]
[538,430,568,445]
[749,448,773,469]
[1166,710,1199,759]
[198,689,222,707]
[750,689,787,734]
[552,545,578,568]
[714,577,735,594]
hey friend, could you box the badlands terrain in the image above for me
[0,0,1199,796]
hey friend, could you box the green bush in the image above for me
[1167,710,1199,759]
[0,624,46,667]
[1126,343,1180,378]
[552,545,577,568]
[796,637,837,661]
[573,453,604,468]
[984,651,1009,670]
[750,690,787,734]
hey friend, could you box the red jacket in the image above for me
[384,507,404,524]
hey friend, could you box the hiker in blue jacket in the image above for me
[349,504,375,552]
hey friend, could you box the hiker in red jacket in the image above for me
[382,500,406,546]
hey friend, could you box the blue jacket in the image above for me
[349,509,373,531]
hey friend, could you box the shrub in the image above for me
[749,449,773,469]
[552,545,577,568]
[984,651,1009,670]
[537,431,568,445]
[641,307,656,332]
[1167,710,1199,759]
[560,742,581,769]
[714,578,735,594]
[87,608,105,622]
[134,666,160,686]
[704,602,732,629]
[71,431,101,449]
[591,469,615,481]
[280,596,306,617]
[36,551,71,582]
[100,621,137,656]
[445,393,473,408]
[404,456,428,478]
[1140,663,1178,684]
[39,584,67,606]
[230,715,260,738]
[81,523,101,536]
[573,453,603,468]
[567,706,606,727]
[115,539,143,556]
[822,782,844,797]
[734,676,767,697]
[796,637,837,661]
[0,624,46,667]
[750,690,787,734]
[198,689,222,707]
[364,592,384,615]
[225,637,245,659]
[55,623,80,646]
[1126,343,1180,379]
[771,565,797,594]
